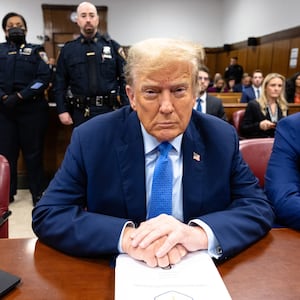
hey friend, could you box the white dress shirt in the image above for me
[194,92,207,113]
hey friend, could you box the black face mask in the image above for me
[7,27,26,46]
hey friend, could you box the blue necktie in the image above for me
[196,98,202,112]
[148,142,173,219]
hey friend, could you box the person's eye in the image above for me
[143,89,158,99]
[173,87,187,97]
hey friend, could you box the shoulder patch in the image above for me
[39,51,49,64]
[118,47,127,60]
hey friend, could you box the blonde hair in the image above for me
[124,38,205,96]
[258,73,288,116]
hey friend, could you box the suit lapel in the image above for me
[182,116,206,222]
[115,111,147,224]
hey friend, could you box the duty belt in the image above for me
[68,95,112,108]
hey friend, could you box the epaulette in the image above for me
[101,32,111,42]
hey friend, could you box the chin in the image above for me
[155,130,181,142]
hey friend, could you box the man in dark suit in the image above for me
[32,38,274,268]
[240,70,264,103]
[265,113,300,230]
[195,66,227,121]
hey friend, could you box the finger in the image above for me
[130,227,153,247]
[144,256,158,268]
[156,254,170,268]
[167,247,182,265]
[155,233,177,258]
[131,218,170,248]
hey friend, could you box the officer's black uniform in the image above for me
[0,41,51,204]
[54,32,128,127]
[224,63,244,84]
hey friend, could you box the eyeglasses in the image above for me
[198,76,209,81]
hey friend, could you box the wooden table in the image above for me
[0,229,299,299]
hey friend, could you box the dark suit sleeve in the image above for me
[32,126,128,257]
[197,127,274,260]
[265,115,300,230]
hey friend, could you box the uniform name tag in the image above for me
[86,52,95,56]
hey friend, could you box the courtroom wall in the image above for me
[0,0,300,47]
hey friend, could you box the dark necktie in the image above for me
[86,42,98,95]
[196,98,202,112]
[148,142,173,219]
[256,89,260,99]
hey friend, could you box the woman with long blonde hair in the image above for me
[241,73,288,138]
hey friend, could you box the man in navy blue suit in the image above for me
[32,38,274,268]
[265,113,300,230]
[195,65,227,121]
[240,70,264,103]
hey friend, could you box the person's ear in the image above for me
[126,85,136,111]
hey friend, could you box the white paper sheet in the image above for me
[115,251,232,300]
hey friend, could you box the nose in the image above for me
[159,91,174,113]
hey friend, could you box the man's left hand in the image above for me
[130,214,208,259]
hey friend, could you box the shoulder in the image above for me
[278,112,300,130]
[74,106,133,139]
[247,99,259,108]
[206,94,222,104]
[62,37,81,49]
[191,110,234,136]
[101,35,127,60]
[243,86,253,94]
[24,44,49,63]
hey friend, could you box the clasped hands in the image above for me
[122,214,208,268]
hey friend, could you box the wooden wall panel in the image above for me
[246,46,260,74]
[257,43,273,76]
[205,26,300,80]
[205,52,217,77]
[271,40,291,76]
[235,48,247,73]
[216,52,230,78]
[287,37,300,78]
[42,5,107,60]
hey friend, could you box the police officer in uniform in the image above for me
[54,1,128,127]
[224,56,244,84]
[0,12,51,205]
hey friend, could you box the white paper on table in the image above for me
[115,251,232,300]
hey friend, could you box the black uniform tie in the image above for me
[86,42,98,95]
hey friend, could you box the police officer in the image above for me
[224,56,244,84]
[54,1,128,127]
[0,12,51,205]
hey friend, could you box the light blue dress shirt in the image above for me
[118,123,221,259]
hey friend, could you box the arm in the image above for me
[32,127,129,257]
[240,100,263,137]
[111,39,129,106]
[265,116,300,230]
[53,46,70,114]
[18,46,51,100]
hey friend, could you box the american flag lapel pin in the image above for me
[193,152,201,161]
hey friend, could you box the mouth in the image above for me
[156,122,175,129]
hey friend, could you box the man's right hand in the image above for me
[122,226,187,268]
[59,112,73,125]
